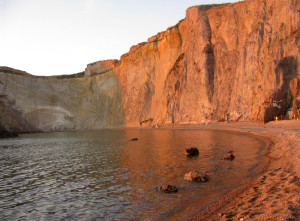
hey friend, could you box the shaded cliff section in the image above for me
[0,67,125,133]
[0,0,299,133]
[0,94,36,137]
[0,68,37,137]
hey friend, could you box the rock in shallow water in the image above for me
[224,152,235,161]
[158,184,178,193]
[185,147,199,157]
[184,171,208,182]
[130,138,138,141]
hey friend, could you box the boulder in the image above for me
[158,184,178,193]
[185,147,199,157]
[184,171,208,182]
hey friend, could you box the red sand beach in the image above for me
[189,120,300,220]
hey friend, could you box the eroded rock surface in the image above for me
[116,0,299,126]
[0,67,124,132]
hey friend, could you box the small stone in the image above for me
[158,184,178,193]
[185,147,199,157]
[130,138,138,141]
[224,152,235,160]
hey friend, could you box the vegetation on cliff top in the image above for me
[55,71,85,79]
[0,66,32,76]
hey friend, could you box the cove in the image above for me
[0,129,265,220]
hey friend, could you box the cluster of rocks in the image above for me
[158,147,235,194]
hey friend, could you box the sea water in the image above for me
[0,129,265,220]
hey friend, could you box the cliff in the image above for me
[0,0,299,132]
[0,67,124,132]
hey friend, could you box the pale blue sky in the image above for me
[0,0,239,76]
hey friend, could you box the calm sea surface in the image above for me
[0,129,265,220]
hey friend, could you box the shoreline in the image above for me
[114,120,300,220]
[1,121,299,220]
[189,120,300,220]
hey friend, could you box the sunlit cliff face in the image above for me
[115,0,299,126]
[0,0,299,132]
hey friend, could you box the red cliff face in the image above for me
[0,0,299,132]
[116,22,185,126]
[116,0,299,126]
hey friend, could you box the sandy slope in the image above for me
[191,120,300,220]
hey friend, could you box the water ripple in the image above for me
[0,129,264,220]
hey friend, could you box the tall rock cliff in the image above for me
[0,0,299,132]
[116,0,299,126]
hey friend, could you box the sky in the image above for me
[0,0,239,76]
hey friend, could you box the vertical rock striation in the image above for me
[116,0,299,126]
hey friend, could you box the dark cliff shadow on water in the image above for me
[264,56,299,122]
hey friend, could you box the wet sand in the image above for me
[189,120,300,220]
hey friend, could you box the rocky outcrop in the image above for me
[0,0,299,133]
[85,60,119,77]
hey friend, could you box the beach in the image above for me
[0,120,299,220]
[190,120,300,220]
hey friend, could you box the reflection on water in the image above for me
[0,129,264,220]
